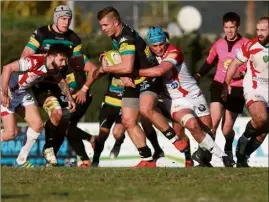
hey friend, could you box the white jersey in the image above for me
[157,44,201,99]
[236,38,269,91]
[236,38,269,107]
[9,55,48,94]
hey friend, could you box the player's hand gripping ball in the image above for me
[103,50,122,66]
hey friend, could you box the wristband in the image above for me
[81,85,89,92]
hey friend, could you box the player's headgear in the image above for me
[146,26,167,45]
[53,5,72,24]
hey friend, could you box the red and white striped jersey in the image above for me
[9,55,48,93]
[157,44,201,99]
[236,38,269,90]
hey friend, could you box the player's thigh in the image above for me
[248,101,268,123]
[139,93,158,112]
[121,106,139,127]
[22,104,43,132]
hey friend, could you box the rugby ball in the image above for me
[103,50,122,66]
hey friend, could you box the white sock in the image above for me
[199,133,227,158]
[16,127,40,164]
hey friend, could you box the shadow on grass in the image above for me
[2,194,30,199]
[2,192,69,199]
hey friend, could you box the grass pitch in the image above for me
[1,167,268,202]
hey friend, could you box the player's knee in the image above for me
[113,131,122,139]
[140,107,153,118]
[184,117,200,134]
[50,109,63,124]
[221,124,234,136]
[30,121,43,133]
[5,129,18,140]
[253,114,268,129]
[43,97,62,118]
[122,116,136,129]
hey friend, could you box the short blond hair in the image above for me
[97,7,121,22]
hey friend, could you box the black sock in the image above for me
[137,146,152,161]
[245,137,262,156]
[224,131,235,152]
[184,140,192,161]
[67,136,89,161]
[67,123,92,141]
[243,121,261,138]
[145,129,163,152]
[52,119,68,154]
[162,127,176,140]
[92,133,109,163]
[44,119,58,149]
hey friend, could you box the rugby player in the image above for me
[222,17,269,167]
[1,44,73,167]
[137,26,235,167]
[95,7,184,167]
[20,5,91,166]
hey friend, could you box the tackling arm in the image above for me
[138,61,174,77]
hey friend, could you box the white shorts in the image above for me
[164,95,210,118]
[244,88,269,108]
[0,90,36,116]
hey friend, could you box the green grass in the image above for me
[1,167,268,202]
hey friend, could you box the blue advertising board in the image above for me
[1,124,76,167]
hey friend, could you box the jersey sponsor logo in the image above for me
[119,37,128,44]
[170,81,179,89]
[55,36,64,40]
[139,80,150,91]
[25,94,33,101]
[224,59,232,70]
[44,44,50,50]
[198,104,206,112]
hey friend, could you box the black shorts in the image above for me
[157,99,172,120]
[210,80,245,114]
[123,77,161,98]
[32,82,63,107]
[98,103,122,129]
[60,93,92,124]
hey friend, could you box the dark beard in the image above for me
[48,60,60,74]
[259,35,269,46]
[51,60,58,69]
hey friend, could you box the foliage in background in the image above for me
[1,9,250,122]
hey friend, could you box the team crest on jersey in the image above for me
[263,55,269,63]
